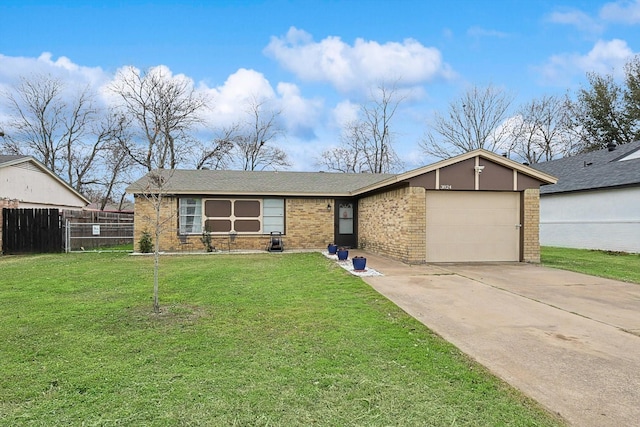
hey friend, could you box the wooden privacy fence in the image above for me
[2,208,63,254]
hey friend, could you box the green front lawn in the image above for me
[0,253,563,426]
[541,246,640,284]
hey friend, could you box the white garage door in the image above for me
[426,191,520,262]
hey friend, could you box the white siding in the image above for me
[540,187,640,253]
[0,163,87,209]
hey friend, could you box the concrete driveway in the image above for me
[353,251,640,427]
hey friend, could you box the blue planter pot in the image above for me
[327,244,338,254]
[352,257,367,271]
[337,249,349,260]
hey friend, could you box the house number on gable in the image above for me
[440,184,452,190]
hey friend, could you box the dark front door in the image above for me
[334,199,357,248]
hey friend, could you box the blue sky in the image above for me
[1,0,639,171]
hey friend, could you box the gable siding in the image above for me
[0,164,86,209]
[438,158,476,191]
[478,160,514,191]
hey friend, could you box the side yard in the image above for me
[0,252,563,426]
[542,246,640,284]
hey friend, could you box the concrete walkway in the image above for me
[352,250,640,427]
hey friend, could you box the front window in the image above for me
[179,198,202,234]
[205,199,261,233]
[263,198,285,233]
[202,198,285,234]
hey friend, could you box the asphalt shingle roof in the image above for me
[0,155,29,166]
[126,169,396,196]
[531,141,640,194]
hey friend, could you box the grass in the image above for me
[0,252,564,426]
[541,246,640,284]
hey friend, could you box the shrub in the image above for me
[138,231,153,253]
[200,230,214,252]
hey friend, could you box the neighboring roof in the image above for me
[0,155,91,204]
[531,141,640,195]
[126,169,395,197]
[127,149,556,197]
[0,155,28,165]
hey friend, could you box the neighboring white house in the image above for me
[532,141,640,253]
[0,155,89,210]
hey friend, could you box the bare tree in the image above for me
[509,95,579,164]
[421,84,514,159]
[109,66,207,171]
[109,66,207,314]
[94,113,136,210]
[0,74,124,195]
[1,75,66,172]
[193,125,237,170]
[232,97,290,171]
[133,169,176,313]
[318,82,405,173]
[318,140,363,173]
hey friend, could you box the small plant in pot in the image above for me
[352,256,367,271]
[327,243,338,254]
[337,247,349,260]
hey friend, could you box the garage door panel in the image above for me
[426,191,520,262]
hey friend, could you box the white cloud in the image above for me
[264,27,453,94]
[199,68,325,141]
[538,39,635,85]
[276,82,323,139]
[600,0,640,24]
[467,26,508,38]
[331,100,359,129]
[0,52,110,95]
[547,9,604,34]
[199,68,277,126]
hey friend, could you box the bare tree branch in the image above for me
[109,66,207,171]
[231,97,291,171]
[318,81,405,173]
[0,74,122,196]
[510,94,580,164]
[421,84,514,159]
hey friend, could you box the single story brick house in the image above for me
[127,149,556,263]
[532,141,640,253]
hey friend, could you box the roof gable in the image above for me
[0,155,90,204]
[353,149,557,195]
[531,141,640,194]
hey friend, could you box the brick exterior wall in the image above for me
[358,186,427,264]
[284,198,334,249]
[132,189,542,263]
[133,195,180,252]
[522,188,541,263]
[133,196,334,252]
